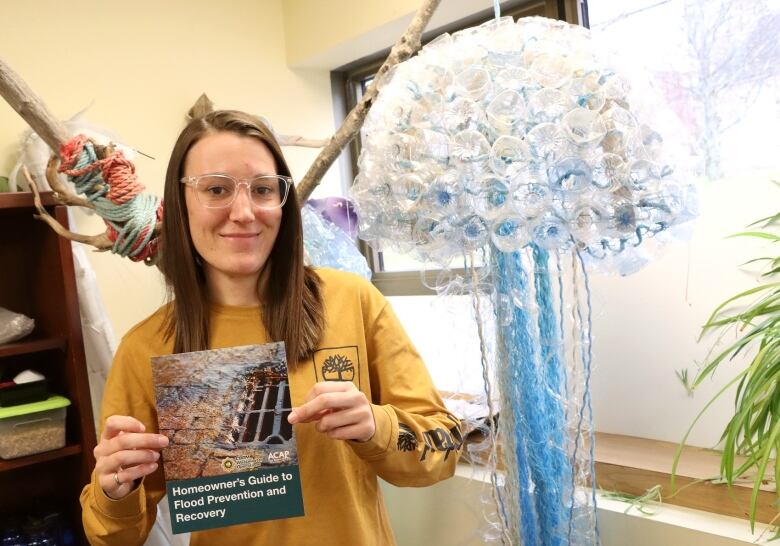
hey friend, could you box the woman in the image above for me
[80,110,462,545]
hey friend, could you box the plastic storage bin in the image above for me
[0,395,70,459]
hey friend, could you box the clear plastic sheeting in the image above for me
[349,15,699,546]
[69,209,117,431]
[302,204,372,279]
[0,306,34,345]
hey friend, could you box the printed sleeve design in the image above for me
[397,423,418,452]
[419,414,463,462]
[349,288,462,486]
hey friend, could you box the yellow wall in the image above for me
[282,0,501,68]
[0,0,339,338]
[282,0,422,66]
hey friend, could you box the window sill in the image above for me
[594,432,776,525]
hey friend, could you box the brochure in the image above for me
[151,342,303,533]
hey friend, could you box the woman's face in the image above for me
[183,131,283,287]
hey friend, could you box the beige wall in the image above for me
[283,0,422,66]
[0,0,340,338]
[282,0,506,68]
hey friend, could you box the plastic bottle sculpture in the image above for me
[351,16,697,545]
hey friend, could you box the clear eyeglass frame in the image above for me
[180,173,293,209]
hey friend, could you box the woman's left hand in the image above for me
[287,381,375,442]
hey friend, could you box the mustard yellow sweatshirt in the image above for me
[80,268,462,545]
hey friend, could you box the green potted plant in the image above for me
[675,200,780,531]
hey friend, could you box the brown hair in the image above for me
[160,110,324,365]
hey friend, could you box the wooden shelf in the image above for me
[0,191,57,210]
[0,444,82,472]
[0,199,96,544]
[0,335,66,358]
[594,432,777,524]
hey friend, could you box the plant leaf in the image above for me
[726,231,780,241]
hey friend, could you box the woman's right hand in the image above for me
[94,415,169,500]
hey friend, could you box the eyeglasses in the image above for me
[180,174,293,209]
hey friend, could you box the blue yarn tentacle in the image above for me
[531,244,570,545]
[494,247,579,546]
[493,250,540,545]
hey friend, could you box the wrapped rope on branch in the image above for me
[57,135,163,263]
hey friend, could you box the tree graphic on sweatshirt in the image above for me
[321,354,355,382]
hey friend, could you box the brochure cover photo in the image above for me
[151,342,303,534]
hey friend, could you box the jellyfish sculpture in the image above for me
[350,16,697,546]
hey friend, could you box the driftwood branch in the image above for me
[296,0,443,203]
[25,166,114,251]
[0,56,69,151]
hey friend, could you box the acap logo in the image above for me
[268,450,290,462]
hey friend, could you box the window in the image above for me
[586,0,779,181]
[584,0,780,526]
[583,0,780,448]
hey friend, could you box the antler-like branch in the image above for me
[0,55,116,250]
[25,166,114,251]
[45,157,93,209]
[186,93,329,148]
[295,0,442,203]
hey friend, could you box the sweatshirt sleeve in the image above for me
[80,333,167,546]
[348,293,463,486]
